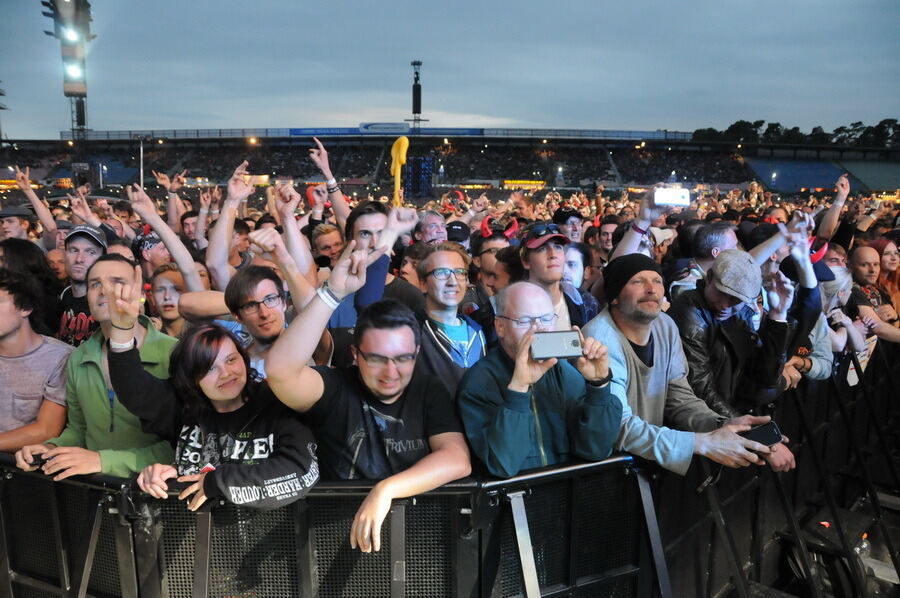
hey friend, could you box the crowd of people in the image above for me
[2,138,899,554]
[612,148,750,184]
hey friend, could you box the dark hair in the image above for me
[353,299,421,348]
[233,219,250,236]
[692,222,737,259]
[600,215,620,227]
[494,245,526,283]
[256,213,278,227]
[344,200,388,240]
[566,242,591,270]
[223,265,282,315]
[169,324,257,422]
[84,253,138,283]
[180,210,199,227]
[0,239,62,333]
[107,238,135,258]
[114,200,134,217]
[0,267,42,323]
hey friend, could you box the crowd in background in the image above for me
[1,139,899,553]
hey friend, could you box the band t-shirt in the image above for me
[303,365,463,481]
[57,287,97,347]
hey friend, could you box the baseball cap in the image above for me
[65,224,108,250]
[0,205,35,220]
[446,220,470,243]
[552,206,581,225]
[133,230,163,253]
[521,222,570,250]
[709,249,761,304]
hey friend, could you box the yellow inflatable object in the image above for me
[390,136,409,206]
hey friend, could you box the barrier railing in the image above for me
[3,345,897,597]
[0,453,666,597]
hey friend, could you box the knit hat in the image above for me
[603,254,662,302]
[709,249,761,304]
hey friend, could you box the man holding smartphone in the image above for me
[456,281,622,478]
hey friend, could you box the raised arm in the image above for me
[275,181,318,286]
[814,174,850,244]
[609,187,661,261]
[265,242,368,412]
[248,227,315,309]
[309,138,350,231]
[194,186,220,251]
[14,166,57,239]
[128,184,204,292]
[206,162,253,290]
[153,169,188,234]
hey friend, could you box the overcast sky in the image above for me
[2,0,898,140]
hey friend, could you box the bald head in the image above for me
[495,282,555,358]
[850,246,880,286]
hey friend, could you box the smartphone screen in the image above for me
[654,188,691,207]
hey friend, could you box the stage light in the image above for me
[67,140,74,146]
[64,63,83,79]
[63,27,79,42]
[157,139,164,144]
[248,137,258,145]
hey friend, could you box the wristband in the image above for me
[586,368,613,387]
[316,282,341,310]
[325,178,337,187]
[111,322,135,331]
[109,338,136,351]
[168,190,178,195]
[631,222,647,235]
[327,184,341,194]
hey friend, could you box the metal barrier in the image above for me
[2,345,897,597]
[0,453,666,597]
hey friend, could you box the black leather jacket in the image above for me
[668,281,793,417]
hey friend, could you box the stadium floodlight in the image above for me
[62,27,79,42]
[64,63,83,79]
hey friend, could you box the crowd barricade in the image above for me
[0,453,667,597]
[2,345,897,598]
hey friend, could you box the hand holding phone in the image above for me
[738,421,784,448]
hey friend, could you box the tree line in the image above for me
[692,119,899,148]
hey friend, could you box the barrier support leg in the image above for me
[635,469,672,598]
[389,500,406,598]
[507,490,541,598]
[51,485,71,592]
[113,517,139,598]
[700,460,751,598]
[769,469,824,598]
[69,489,104,598]
[192,510,212,598]
[295,500,317,598]
[0,477,13,598]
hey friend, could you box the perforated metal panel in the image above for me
[206,505,299,597]
[158,499,198,598]
[406,496,457,597]
[308,496,392,598]
[4,476,60,580]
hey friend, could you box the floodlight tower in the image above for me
[41,0,95,141]
[405,60,428,132]
[0,81,7,145]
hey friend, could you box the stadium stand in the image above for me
[744,157,852,192]
[838,160,900,192]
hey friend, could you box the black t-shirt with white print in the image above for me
[304,365,462,481]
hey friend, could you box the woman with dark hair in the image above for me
[0,238,63,335]
[104,276,319,510]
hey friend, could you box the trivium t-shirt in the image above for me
[303,365,463,481]
[57,287,97,347]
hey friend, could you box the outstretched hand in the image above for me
[309,137,333,179]
[13,166,31,192]
[126,183,158,220]
[326,240,368,299]
[227,161,254,202]
[106,264,144,332]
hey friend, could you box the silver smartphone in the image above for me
[531,331,583,360]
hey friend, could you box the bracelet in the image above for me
[167,190,178,195]
[211,209,220,214]
[326,184,341,194]
[325,178,337,187]
[586,368,613,387]
[316,283,341,310]
[631,222,648,235]
[109,338,136,351]
[111,322,135,331]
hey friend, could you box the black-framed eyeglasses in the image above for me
[355,348,418,367]
[496,313,559,328]
[524,223,561,238]
[238,292,283,315]
[478,246,502,257]
[427,267,468,281]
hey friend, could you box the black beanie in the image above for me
[603,254,663,303]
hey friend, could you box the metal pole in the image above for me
[139,139,144,187]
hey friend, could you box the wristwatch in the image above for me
[586,369,613,387]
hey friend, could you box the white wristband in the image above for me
[326,178,337,187]
[316,286,340,310]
